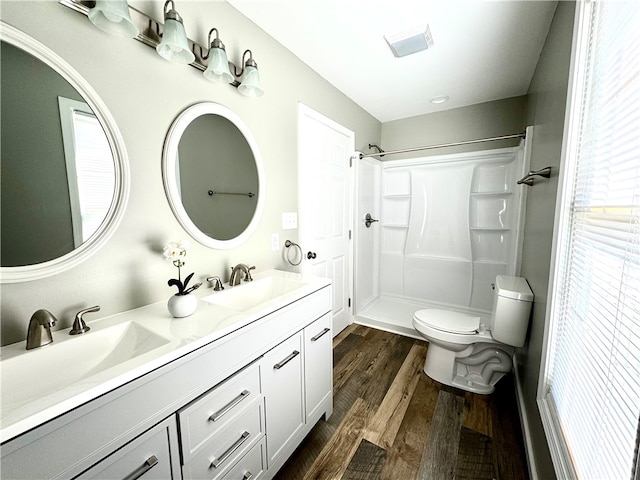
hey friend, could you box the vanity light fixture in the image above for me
[236,50,264,98]
[88,0,138,37]
[201,28,234,83]
[60,0,264,96]
[156,0,195,64]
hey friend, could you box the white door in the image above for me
[298,104,354,336]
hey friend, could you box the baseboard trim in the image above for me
[513,357,539,480]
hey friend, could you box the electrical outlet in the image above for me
[282,212,298,230]
[271,233,279,251]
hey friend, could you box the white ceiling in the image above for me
[227,0,558,123]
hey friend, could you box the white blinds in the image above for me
[71,111,115,244]
[542,1,640,479]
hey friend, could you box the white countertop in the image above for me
[0,270,331,444]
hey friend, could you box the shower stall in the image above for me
[354,130,531,338]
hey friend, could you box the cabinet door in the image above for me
[304,313,333,422]
[76,417,180,480]
[261,332,304,467]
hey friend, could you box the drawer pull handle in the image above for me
[311,327,331,342]
[211,431,251,469]
[209,390,251,422]
[124,455,158,480]
[274,350,300,369]
[243,472,254,480]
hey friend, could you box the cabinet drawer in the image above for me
[182,397,264,480]
[76,417,180,480]
[179,362,261,462]
[222,438,266,480]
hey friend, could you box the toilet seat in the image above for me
[414,309,480,334]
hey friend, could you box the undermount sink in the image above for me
[1,321,170,408]
[202,275,307,312]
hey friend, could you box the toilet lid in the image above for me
[414,309,480,334]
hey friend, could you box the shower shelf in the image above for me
[470,227,510,231]
[473,260,508,265]
[470,191,513,196]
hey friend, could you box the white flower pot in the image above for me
[167,293,197,318]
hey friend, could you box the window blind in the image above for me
[71,111,115,243]
[541,1,640,479]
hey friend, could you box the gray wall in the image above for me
[0,1,381,345]
[381,96,529,160]
[517,2,576,479]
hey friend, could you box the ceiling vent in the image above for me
[384,25,434,58]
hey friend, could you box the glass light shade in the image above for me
[238,66,264,97]
[203,48,234,83]
[88,0,139,37]
[156,18,195,64]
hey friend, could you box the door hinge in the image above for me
[348,298,351,307]
[349,230,352,240]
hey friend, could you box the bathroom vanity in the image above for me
[0,270,333,480]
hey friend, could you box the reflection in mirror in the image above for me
[178,114,258,241]
[0,23,129,282]
[163,103,265,250]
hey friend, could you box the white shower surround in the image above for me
[355,142,529,337]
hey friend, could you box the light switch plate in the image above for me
[271,233,280,251]
[282,212,298,230]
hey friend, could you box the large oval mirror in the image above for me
[162,103,265,249]
[0,23,129,283]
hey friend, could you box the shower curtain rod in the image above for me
[359,131,526,159]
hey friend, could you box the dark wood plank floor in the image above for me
[275,325,529,480]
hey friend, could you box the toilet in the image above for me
[412,275,533,394]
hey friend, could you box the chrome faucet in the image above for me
[70,306,100,335]
[229,264,255,286]
[26,309,58,350]
[206,276,225,291]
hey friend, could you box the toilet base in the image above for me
[423,342,514,394]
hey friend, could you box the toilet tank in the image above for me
[491,276,534,347]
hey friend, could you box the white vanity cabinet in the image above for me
[261,312,334,474]
[0,276,332,480]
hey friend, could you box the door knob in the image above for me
[307,251,317,259]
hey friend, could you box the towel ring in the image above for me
[284,240,303,266]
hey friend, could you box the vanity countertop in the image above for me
[0,269,331,444]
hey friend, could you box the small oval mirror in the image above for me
[162,103,265,249]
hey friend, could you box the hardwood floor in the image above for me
[274,325,529,480]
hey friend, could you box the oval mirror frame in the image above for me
[162,102,266,249]
[0,22,130,283]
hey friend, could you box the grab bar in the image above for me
[208,189,255,198]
